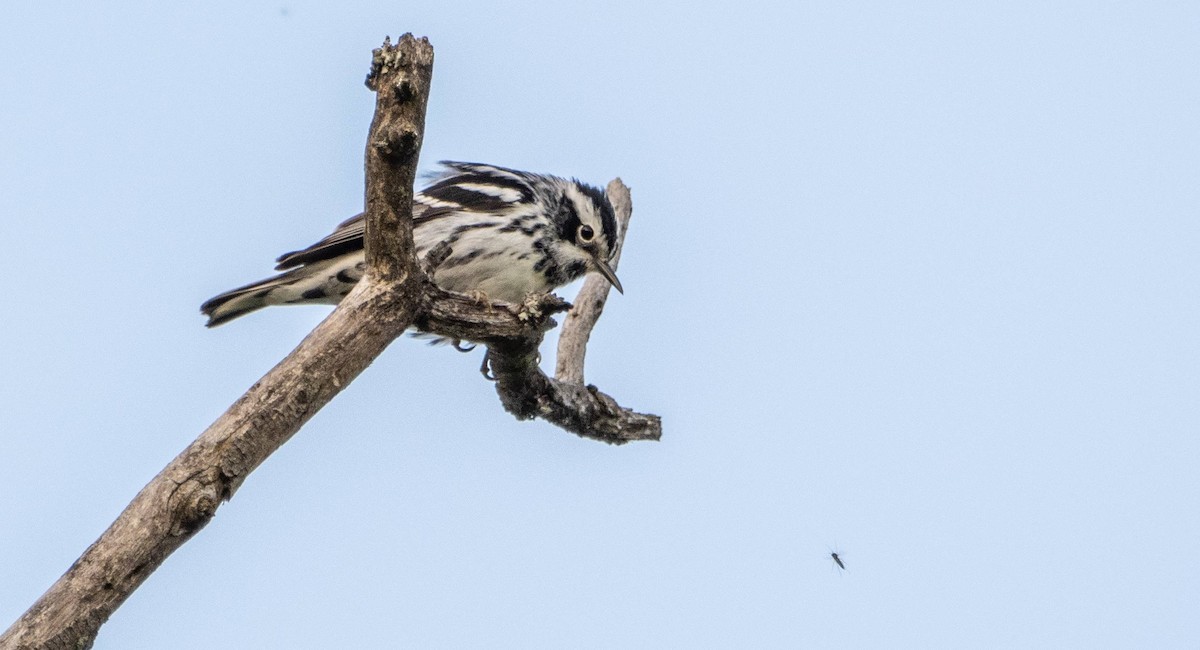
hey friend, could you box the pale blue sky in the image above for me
[2,1,1198,648]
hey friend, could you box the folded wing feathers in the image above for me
[272,161,536,271]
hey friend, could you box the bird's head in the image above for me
[553,180,623,293]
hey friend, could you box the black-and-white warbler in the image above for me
[201,162,622,327]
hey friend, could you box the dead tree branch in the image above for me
[0,34,436,650]
[2,33,659,649]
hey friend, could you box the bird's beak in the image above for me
[593,257,624,294]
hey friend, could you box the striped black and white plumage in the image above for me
[201,162,622,327]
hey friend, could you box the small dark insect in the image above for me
[830,552,846,571]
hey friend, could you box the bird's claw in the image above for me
[479,350,497,381]
[452,339,476,353]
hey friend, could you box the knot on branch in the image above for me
[394,80,416,102]
[373,129,419,162]
[167,472,224,537]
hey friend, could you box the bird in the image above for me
[201,161,623,327]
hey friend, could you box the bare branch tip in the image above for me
[365,33,434,90]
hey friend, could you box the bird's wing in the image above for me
[273,199,462,270]
[274,212,365,270]
[273,161,537,270]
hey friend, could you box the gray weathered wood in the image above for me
[491,330,663,444]
[0,34,435,650]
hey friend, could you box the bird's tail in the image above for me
[202,257,352,327]
[200,274,291,327]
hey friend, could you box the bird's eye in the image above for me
[577,224,595,243]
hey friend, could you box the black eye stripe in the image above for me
[558,199,582,244]
[573,182,617,257]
